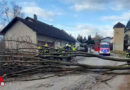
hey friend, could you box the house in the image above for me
[0,15,75,50]
[124,20,130,50]
[101,37,113,43]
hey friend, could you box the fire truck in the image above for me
[94,42,110,55]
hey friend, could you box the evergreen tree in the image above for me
[87,35,95,45]
[83,36,87,43]
[77,34,83,43]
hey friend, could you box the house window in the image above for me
[38,41,54,48]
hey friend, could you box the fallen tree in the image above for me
[41,52,130,62]
[0,58,130,79]
[0,49,130,81]
[0,59,130,70]
[1,51,130,62]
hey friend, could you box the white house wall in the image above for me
[4,21,37,50]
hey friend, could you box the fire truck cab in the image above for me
[98,42,110,55]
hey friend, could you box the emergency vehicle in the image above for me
[98,42,110,55]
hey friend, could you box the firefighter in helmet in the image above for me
[72,46,76,52]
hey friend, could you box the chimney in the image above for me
[34,14,37,21]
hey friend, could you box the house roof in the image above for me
[101,37,113,40]
[113,22,125,28]
[1,17,75,42]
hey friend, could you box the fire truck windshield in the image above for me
[101,44,109,48]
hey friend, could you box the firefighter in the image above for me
[66,43,69,47]
[72,46,76,52]
[37,46,42,54]
[64,43,72,50]
[65,43,69,50]
[43,43,49,54]
[68,44,72,50]
[68,44,71,48]
[37,46,42,50]
[44,43,48,48]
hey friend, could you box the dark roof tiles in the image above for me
[101,37,113,40]
[1,17,75,42]
[113,22,125,28]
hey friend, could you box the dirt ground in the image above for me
[119,75,130,90]
[0,54,129,90]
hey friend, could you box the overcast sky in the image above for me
[2,0,130,37]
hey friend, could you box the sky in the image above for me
[1,0,130,38]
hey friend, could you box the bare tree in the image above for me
[0,0,10,25]
[93,33,103,43]
[12,2,24,18]
[0,0,24,26]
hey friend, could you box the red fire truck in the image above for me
[94,43,110,55]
